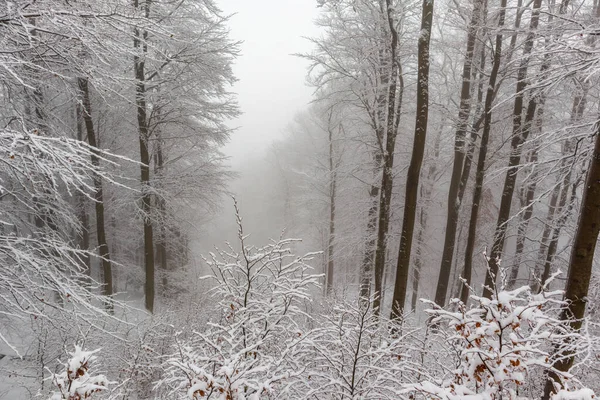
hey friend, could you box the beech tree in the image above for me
[543,114,600,399]
[434,0,484,308]
[390,0,434,318]
[483,0,544,299]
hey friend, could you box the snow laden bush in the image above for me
[301,298,421,399]
[47,345,111,399]
[159,202,320,399]
[403,275,595,399]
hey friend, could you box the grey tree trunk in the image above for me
[538,89,587,289]
[77,78,113,308]
[542,117,600,399]
[390,0,434,319]
[75,103,91,283]
[483,0,543,299]
[134,0,155,313]
[411,127,441,312]
[460,0,507,305]
[326,118,338,294]
[531,181,560,292]
[507,148,539,288]
[154,134,168,291]
[359,184,379,300]
[373,0,402,314]
[434,0,483,307]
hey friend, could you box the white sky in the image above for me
[220,0,322,166]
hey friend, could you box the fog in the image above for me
[195,0,322,249]
[2,0,599,397]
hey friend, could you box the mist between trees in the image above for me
[1,0,600,399]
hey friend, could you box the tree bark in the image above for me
[373,0,402,314]
[483,0,542,299]
[538,89,587,290]
[326,118,337,294]
[77,78,113,306]
[507,147,539,288]
[75,103,91,284]
[359,184,379,300]
[390,0,434,319]
[434,0,483,307]
[542,118,600,398]
[154,133,168,290]
[531,180,560,292]
[459,0,507,306]
[508,90,546,289]
[411,126,441,312]
[134,0,155,313]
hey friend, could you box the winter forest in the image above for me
[4,0,600,398]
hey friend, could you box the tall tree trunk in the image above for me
[507,147,539,288]
[373,0,402,314]
[542,117,600,398]
[77,78,114,307]
[154,134,168,290]
[75,103,91,283]
[458,42,488,209]
[434,0,483,307]
[411,126,441,312]
[538,88,587,289]
[459,0,507,306]
[483,0,543,299]
[539,173,580,289]
[390,0,434,319]
[326,118,338,294]
[454,45,489,304]
[531,180,560,292]
[508,91,547,289]
[134,0,155,313]
[360,184,379,300]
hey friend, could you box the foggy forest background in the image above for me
[1,0,600,398]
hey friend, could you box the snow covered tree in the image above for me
[158,200,320,398]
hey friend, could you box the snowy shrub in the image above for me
[403,276,595,399]
[113,318,176,400]
[158,202,320,399]
[47,345,111,400]
[300,298,420,399]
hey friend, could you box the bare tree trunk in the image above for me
[435,0,483,307]
[154,134,168,291]
[373,0,402,314]
[390,0,434,319]
[483,0,543,299]
[359,184,379,300]
[507,99,543,289]
[411,127,441,312]
[326,118,338,294]
[538,88,587,290]
[134,0,155,313]
[539,173,580,289]
[459,0,507,306]
[531,181,560,292]
[453,50,487,304]
[77,78,113,307]
[75,103,91,283]
[542,118,600,398]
